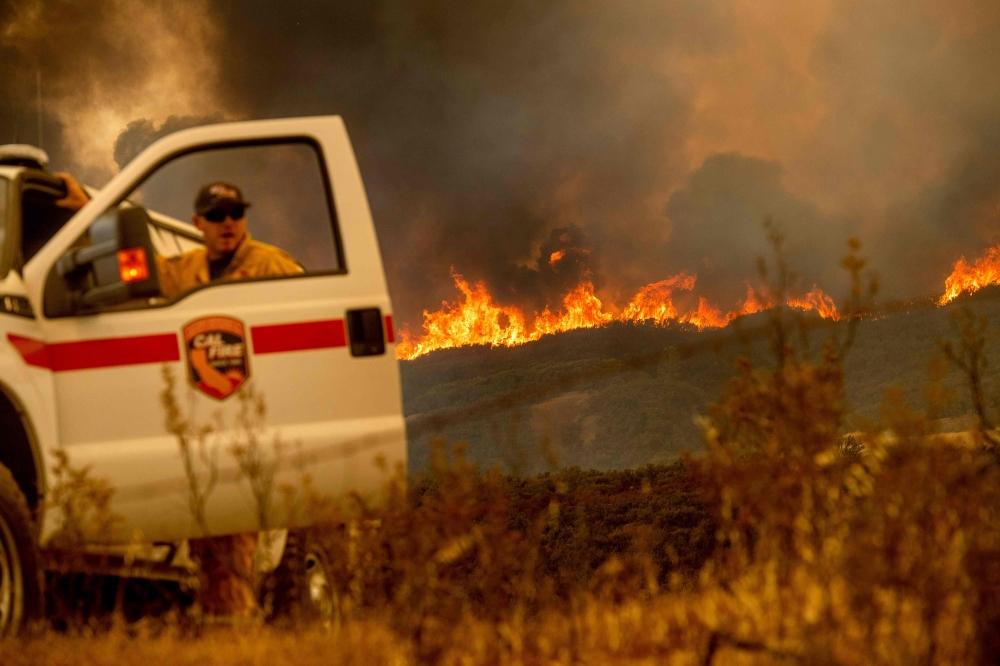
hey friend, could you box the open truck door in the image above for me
[20,117,404,543]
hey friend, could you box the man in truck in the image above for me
[56,173,303,618]
[57,175,303,297]
[159,181,303,297]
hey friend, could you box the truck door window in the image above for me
[130,141,342,273]
[57,140,344,310]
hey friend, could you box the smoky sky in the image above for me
[664,153,847,306]
[113,115,225,169]
[2,1,1000,327]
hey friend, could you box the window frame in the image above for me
[0,174,11,279]
[44,136,349,318]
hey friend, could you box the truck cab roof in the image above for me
[0,144,49,170]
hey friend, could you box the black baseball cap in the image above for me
[194,181,252,215]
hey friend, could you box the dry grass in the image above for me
[15,391,996,664]
[1,623,410,665]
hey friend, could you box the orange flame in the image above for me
[938,244,1000,305]
[397,271,842,360]
[621,274,696,324]
[787,286,839,320]
[534,282,614,336]
[683,297,731,329]
[736,284,774,317]
[397,239,1000,359]
[395,272,530,359]
[621,280,795,331]
[395,272,615,359]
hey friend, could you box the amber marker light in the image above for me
[117,247,150,283]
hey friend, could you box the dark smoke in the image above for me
[876,120,1000,300]
[506,225,601,313]
[199,1,717,325]
[664,153,848,306]
[3,2,1000,327]
[803,1,1000,301]
[0,1,227,183]
[113,115,226,169]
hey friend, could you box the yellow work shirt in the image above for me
[157,232,303,299]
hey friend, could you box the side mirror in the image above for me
[45,206,161,316]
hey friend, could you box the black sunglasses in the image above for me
[202,205,247,223]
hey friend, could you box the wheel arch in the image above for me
[0,379,43,510]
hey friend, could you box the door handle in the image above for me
[346,308,385,357]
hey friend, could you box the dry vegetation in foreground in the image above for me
[2,238,1000,664]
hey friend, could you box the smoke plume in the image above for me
[113,115,226,170]
[3,1,1000,326]
[0,0,234,183]
[664,153,847,307]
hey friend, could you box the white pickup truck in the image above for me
[0,117,406,632]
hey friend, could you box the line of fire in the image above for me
[397,240,1000,360]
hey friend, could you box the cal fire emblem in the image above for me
[182,316,250,400]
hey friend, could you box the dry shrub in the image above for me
[46,448,121,551]
[0,622,411,666]
[682,239,1000,663]
[326,444,541,660]
[298,444,711,662]
[43,448,129,629]
[691,340,1000,663]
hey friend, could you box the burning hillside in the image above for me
[396,270,840,360]
[938,243,1000,305]
[397,237,1000,360]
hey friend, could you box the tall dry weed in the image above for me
[684,237,1000,664]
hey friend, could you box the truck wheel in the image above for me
[260,529,336,625]
[0,465,42,636]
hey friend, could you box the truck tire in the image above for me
[260,528,336,626]
[0,464,43,636]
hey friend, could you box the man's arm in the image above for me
[53,172,91,211]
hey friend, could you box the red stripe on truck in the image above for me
[250,319,347,354]
[7,333,179,371]
[8,313,397,371]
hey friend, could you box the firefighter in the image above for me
[158,181,303,299]
[56,174,302,620]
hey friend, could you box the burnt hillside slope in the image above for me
[401,288,1000,473]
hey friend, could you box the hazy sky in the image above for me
[2,0,999,327]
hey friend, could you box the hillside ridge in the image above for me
[401,289,1000,473]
